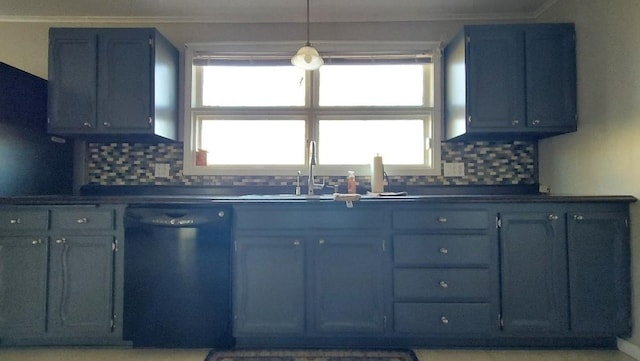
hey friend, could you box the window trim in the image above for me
[183,41,442,176]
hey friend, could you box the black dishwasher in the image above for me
[123,205,232,348]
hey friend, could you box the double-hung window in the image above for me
[183,42,441,176]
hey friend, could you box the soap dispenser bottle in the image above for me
[347,171,357,194]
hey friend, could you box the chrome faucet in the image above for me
[307,140,324,195]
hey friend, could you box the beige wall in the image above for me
[538,0,640,347]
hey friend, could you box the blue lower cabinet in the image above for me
[233,237,305,335]
[499,211,569,334]
[567,211,631,336]
[0,205,125,345]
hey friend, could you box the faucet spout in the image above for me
[308,140,324,195]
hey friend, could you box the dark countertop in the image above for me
[0,193,636,206]
[0,184,634,205]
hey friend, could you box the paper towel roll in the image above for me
[371,154,384,193]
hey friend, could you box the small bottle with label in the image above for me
[347,171,357,194]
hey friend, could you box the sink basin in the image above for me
[237,193,334,200]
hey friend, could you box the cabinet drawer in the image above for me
[0,209,49,231]
[394,302,492,334]
[393,209,489,230]
[393,235,490,266]
[50,208,115,231]
[235,206,385,230]
[394,268,490,300]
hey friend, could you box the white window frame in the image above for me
[183,41,442,176]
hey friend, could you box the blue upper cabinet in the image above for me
[48,28,178,141]
[444,23,576,141]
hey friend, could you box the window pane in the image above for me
[319,64,425,106]
[319,119,425,165]
[199,66,306,106]
[200,120,305,165]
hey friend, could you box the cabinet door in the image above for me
[48,236,115,337]
[97,29,152,132]
[499,212,568,334]
[48,28,98,132]
[0,236,48,337]
[525,25,576,129]
[467,26,525,130]
[567,212,630,336]
[233,237,305,335]
[314,236,385,334]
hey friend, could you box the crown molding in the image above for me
[0,12,537,25]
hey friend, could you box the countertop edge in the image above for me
[0,194,636,206]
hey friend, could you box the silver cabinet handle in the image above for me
[548,214,559,221]
[574,215,584,221]
[83,122,92,128]
[532,119,541,125]
[439,247,449,254]
[293,240,300,246]
[31,239,42,245]
[512,120,520,126]
[218,211,225,218]
[437,217,448,223]
[441,316,449,325]
[318,239,325,245]
[10,218,21,224]
[103,122,111,127]
[76,217,89,224]
[439,280,449,288]
[55,238,66,244]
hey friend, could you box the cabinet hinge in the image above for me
[112,239,118,252]
[466,35,471,44]
[496,216,502,229]
[110,318,115,331]
[498,314,504,329]
[382,239,386,252]
[148,116,153,127]
[467,115,472,125]
[149,37,154,48]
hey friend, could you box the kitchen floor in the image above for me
[0,348,636,361]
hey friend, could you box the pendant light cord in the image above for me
[306,0,311,46]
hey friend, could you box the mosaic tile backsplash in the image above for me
[86,140,537,187]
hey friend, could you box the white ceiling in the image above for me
[0,0,559,23]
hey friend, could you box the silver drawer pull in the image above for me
[439,280,449,288]
[439,247,449,254]
[31,239,42,245]
[437,217,448,223]
[83,122,92,128]
[573,215,584,221]
[76,217,89,224]
[55,238,66,244]
[548,214,559,221]
[440,316,449,325]
[10,218,21,224]
[318,239,325,245]
[293,240,300,246]
[218,211,225,218]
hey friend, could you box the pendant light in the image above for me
[291,0,324,70]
